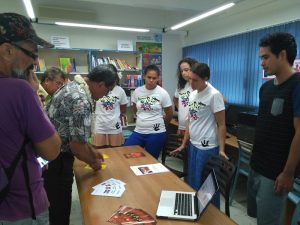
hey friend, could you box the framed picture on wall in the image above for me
[294,58,300,72]
[262,58,300,80]
[262,70,275,80]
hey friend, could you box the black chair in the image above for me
[201,154,236,217]
[161,133,187,178]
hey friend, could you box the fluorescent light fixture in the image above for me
[22,0,35,19]
[55,22,150,33]
[171,2,235,30]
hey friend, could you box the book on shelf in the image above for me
[110,59,119,70]
[59,57,76,73]
[37,58,47,72]
[116,59,124,70]
[92,55,137,71]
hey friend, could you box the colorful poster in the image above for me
[150,54,162,65]
[143,54,150,67]
[136,42,162,54]
[137,42,162,86]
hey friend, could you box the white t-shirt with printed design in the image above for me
[174,82,192,130]
[133,85,172,134]
[95,85,128,134]
[189,82,225,149]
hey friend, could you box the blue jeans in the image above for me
[247,168,287,225]
[0,210,49,225]
[124,131,167,159]
[187,143,220,208]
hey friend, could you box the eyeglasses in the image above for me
[10,43,38,60]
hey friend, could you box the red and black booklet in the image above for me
[123,152,146,159]
[108,205,157,225]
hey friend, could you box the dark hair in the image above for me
[41,67,66,83]
[107,63,120,85]
[259,32,297,66]
[87,64,115,87]
[144,64,160,77]
[177,58,198,90]
[191,62,210,80]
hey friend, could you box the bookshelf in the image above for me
[91,50,143,125]
[37,48,90,77]
[90,50,143,89]
[37,48,143,125]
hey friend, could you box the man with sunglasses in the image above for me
[0,13,61,225]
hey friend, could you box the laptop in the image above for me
[156,169,219,221]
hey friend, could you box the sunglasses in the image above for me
[10,43,38,60]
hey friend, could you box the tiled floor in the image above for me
[70,155,257,225]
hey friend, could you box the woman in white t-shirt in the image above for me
[173,58,198,135]
[171,62,227,208]
[124,64,173,158]
[93,65,128,147]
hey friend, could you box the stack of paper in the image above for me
[130,163,169,176]
[91,178,126,197]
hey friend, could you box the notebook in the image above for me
[156,169,219,221]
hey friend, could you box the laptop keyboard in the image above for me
[174,193,193,216]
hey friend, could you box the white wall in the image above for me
[184,0,300,46]
[162,34,183,100]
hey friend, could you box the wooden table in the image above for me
[74,146,237,225]
[226,133,238,149]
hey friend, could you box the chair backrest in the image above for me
[161,133,187,178]
[228,126,254,205]
[202,154,236,217]
[161,133,184,163]
[236,139,252,176]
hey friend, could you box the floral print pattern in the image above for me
[47,81,93,153]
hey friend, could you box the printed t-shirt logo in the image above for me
[138,96,159,111]
[189,101,206,120]
[179,90,190,107]
[100,96,119,110]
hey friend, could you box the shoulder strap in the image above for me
[5,137,36,219]
[5,137,29,179]
[22,150,36,220]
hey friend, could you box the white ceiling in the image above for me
[24,0,300,33]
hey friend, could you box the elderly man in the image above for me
[39,67,66,105]
[0,13,61,224]
[44,65,115,225]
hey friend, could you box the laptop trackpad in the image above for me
[160,195,174,207]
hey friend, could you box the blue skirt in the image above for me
[187,143,220,208]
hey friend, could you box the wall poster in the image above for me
[136,42,163,86]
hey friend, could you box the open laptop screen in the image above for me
[197,170,219,216]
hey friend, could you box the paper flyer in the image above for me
[130,163,169,176]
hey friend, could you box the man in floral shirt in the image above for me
[44,65,115,225]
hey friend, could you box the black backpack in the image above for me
[0,138,36,219]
